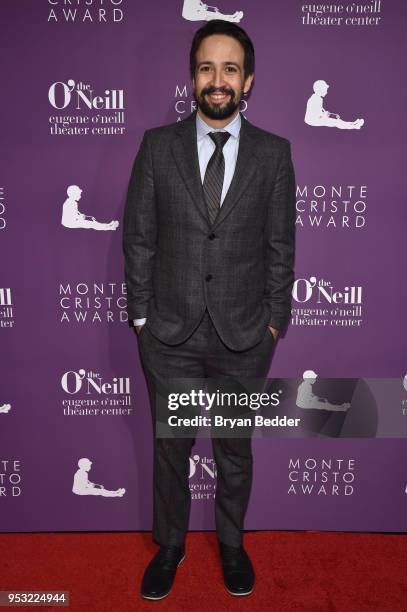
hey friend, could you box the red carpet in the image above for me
[1,531,406,610]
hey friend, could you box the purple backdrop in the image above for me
[1,0,407,533]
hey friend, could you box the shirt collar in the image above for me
[196,110,241,142]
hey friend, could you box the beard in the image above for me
[196,85,241,120]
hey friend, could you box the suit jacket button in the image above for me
[205,274,213,282]
[208,233,216,240]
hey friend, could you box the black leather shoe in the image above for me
[140,544,185,600]
[218,541,255,596]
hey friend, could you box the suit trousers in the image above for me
[137,308,276,548]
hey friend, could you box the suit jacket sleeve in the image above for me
[122,130,156,321]
[265,140,296,331]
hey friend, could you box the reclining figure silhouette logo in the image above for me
[182,0,243,22]
[0,403,11,414]
[61,185,119,231]
[304,80,365,130]
[296,370,351,412]
[72,458,126,497]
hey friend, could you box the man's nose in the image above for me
[211,69,226,88]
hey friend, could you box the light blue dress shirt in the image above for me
[133,111,242,326]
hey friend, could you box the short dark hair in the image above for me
[189,19,255,80]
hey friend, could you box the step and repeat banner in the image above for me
[1,0,406,533]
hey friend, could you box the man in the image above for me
[123,19,296,600]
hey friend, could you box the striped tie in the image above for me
[203,131,231,224]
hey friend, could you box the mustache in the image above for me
[201,86,235,97]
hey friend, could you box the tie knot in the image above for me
[209,131,231,150]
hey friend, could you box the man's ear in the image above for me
[243,73,254,94]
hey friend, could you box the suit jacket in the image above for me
[122,109,296,351]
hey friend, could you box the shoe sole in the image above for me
[225,586,253,596]
[141,554,186,601]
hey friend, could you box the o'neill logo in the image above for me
[291,276,363,328]
[0,288,12,306]
[61,369,132,417]
[0,288,14,329]
[48,80,125,136]
[189,454,217,501]
[301,3,382,27]
[49,80,124,111]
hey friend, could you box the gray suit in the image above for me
[123,109,296,351]
[122,109,296,548]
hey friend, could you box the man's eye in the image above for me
[226,66,237,72]
[199,66,210,71]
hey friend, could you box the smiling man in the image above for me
[123,19,296,600]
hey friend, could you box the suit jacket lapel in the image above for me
[170,109,259,229]
[171,110,210,226]
[212,112,258,230]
